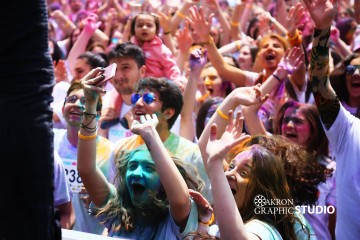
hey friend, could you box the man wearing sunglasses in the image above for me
[80,69,212,203]
[53,80,114,235]
[113,77,211,202]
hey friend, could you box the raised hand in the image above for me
[131,114,159,136]
[176,21,192,54]
[189,47,207,73]
[54,59,68,83]
[232,84,269,106]
[189,189,213,225]
[287,3,306,35]
[84,13,102,34]
[206,111,250,165]
[157,11,172,34]
[50,9,67,22]
[187,6,213,42]
[277,47,304,74]
[302,0,337,29]
[80,67,106,106]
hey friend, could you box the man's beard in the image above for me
[118,86,134,95]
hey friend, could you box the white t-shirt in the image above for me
[303,156,336,240]
[324,105,360,239]
[53,151,72,207]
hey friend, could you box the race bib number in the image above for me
[62,158,82,193]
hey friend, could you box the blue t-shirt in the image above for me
[97,185,199,239]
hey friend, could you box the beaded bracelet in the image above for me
[216,108,229,121]
[78,131,97,140]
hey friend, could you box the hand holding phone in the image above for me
[103,63,117,82]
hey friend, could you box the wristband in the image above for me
[230,21,240,27]
[272,74,282,83]
[200,213,215,226]
[78,131,97,140]
[287,29,302,46]
[216,108,229,121]
[200,37,214,46]
[287,29,299,41]
[176,11,186,19]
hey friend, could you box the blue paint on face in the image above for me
[125,150,162,206]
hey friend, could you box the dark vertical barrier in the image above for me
[0,0,57,239]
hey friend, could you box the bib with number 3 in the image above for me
[63,158,83,193]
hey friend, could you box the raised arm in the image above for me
[205,117,251,239]
[77,67,110,207]
[285,3,307,90]
[188,6,249,87]
[198,85,268,170]
[180,47,207,141]
[206,0,231,46]
[243,47,304,135]
[303,0,339,130]
[175,21,193,73]
[330,26,352,58]
[170,0,193,34]
[67,14,101,77]
[50,9,77,38]
[157,11,176,56]
[131,114,191,229]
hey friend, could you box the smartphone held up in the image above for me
[103,63,117,82]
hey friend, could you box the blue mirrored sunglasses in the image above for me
[65,95,86,105]
[131,93,156,105]
[346,65,360,75]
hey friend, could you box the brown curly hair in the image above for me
[96,145,204,233]
[230,135,333,206]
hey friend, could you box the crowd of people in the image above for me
[48,0,360,239]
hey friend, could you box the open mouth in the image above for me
[134,109,146,118]
[206,86,214,94]
[285,133,298,139]
[350,82,360,88]
[265,54,275,61]
[132,183,145,197]
[70,111,83,116]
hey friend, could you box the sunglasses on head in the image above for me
[65,95,86,105]
[346,65,360,75]
[131,93,156,105]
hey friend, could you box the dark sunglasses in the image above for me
[346,65,360,75]
[65,95,86,105]
[131,93,156,105]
